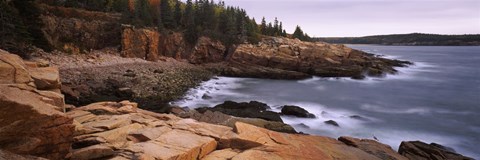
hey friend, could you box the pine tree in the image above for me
[267,22,273,36]
[273,17,279,36]
[260,17,267,35]
[174,0,182,27]
[293,25,304,40]
[184,0,198,44]
[160,0,174,28]
[134,0,153,26]
[279,22,284,37]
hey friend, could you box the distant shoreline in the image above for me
[316,33,480,46]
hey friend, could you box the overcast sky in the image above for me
[220,0,480,37]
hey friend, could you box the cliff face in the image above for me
[39,4,122,53]
[121,26,226,63]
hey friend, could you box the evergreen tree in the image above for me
[293,25,304,40]
[273,17,279,36]
[134,0,153,26]
[260,17,267,35]
[184,0,198,44]
[160,0,174,28]
[174,0,183,27]
[236,9,247,42]
[267,22,273,36]
[112,0,129,13]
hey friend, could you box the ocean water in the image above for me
[173,45,480,158]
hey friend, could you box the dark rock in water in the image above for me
[398,141,474,160]
[281,105,316,118]
[350,115,369,121]
[324,120,340,127]
[202,94,212,100]
[351,74,366,80]
[297,123,310,129]
[197,101,282,122]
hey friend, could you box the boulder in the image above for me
[0,85,74,159]
[28,66,61,90]
[398,141,474,160]
[198,101,283,122]
[325,120,340,127]
[0,51,74,160]
[338,136,407,160]
[281,105,316,118]
[0,49,34,85]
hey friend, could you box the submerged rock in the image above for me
[398,141,474,160]
[281,105,316,118]
[325,120,340,127]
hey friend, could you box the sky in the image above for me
[220,0,480,37]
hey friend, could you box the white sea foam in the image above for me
[171,76,247,108]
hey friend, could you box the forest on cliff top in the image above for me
[0,0,313,57]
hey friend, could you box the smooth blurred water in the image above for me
[173,45,480,158]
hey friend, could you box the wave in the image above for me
[171,76,247,108]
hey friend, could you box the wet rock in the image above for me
[351,74,366,80]
[202,93,213,100]
[350,115,369,121]
[281,105,316,118]
[297,123,310,129]
[398,141,474,160]
[325,120,340,127]
[198,101,282,122]
[338,136,407,160]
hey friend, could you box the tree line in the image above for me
[47,0,314,45]
[1,0,315,56]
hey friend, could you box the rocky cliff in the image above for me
[39,4,122,53]
[121,25,226,63]
[119,27,410,79]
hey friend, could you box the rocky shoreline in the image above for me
[1,49,474,160]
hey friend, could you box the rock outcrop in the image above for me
[68,100,400,160]
[226,37,411,79]
[281,105,316,118]
[197,101,284,122]
[339,136,407,160]
[0,50,74,159]
[181,109,297,133]
[398,141,474,160]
